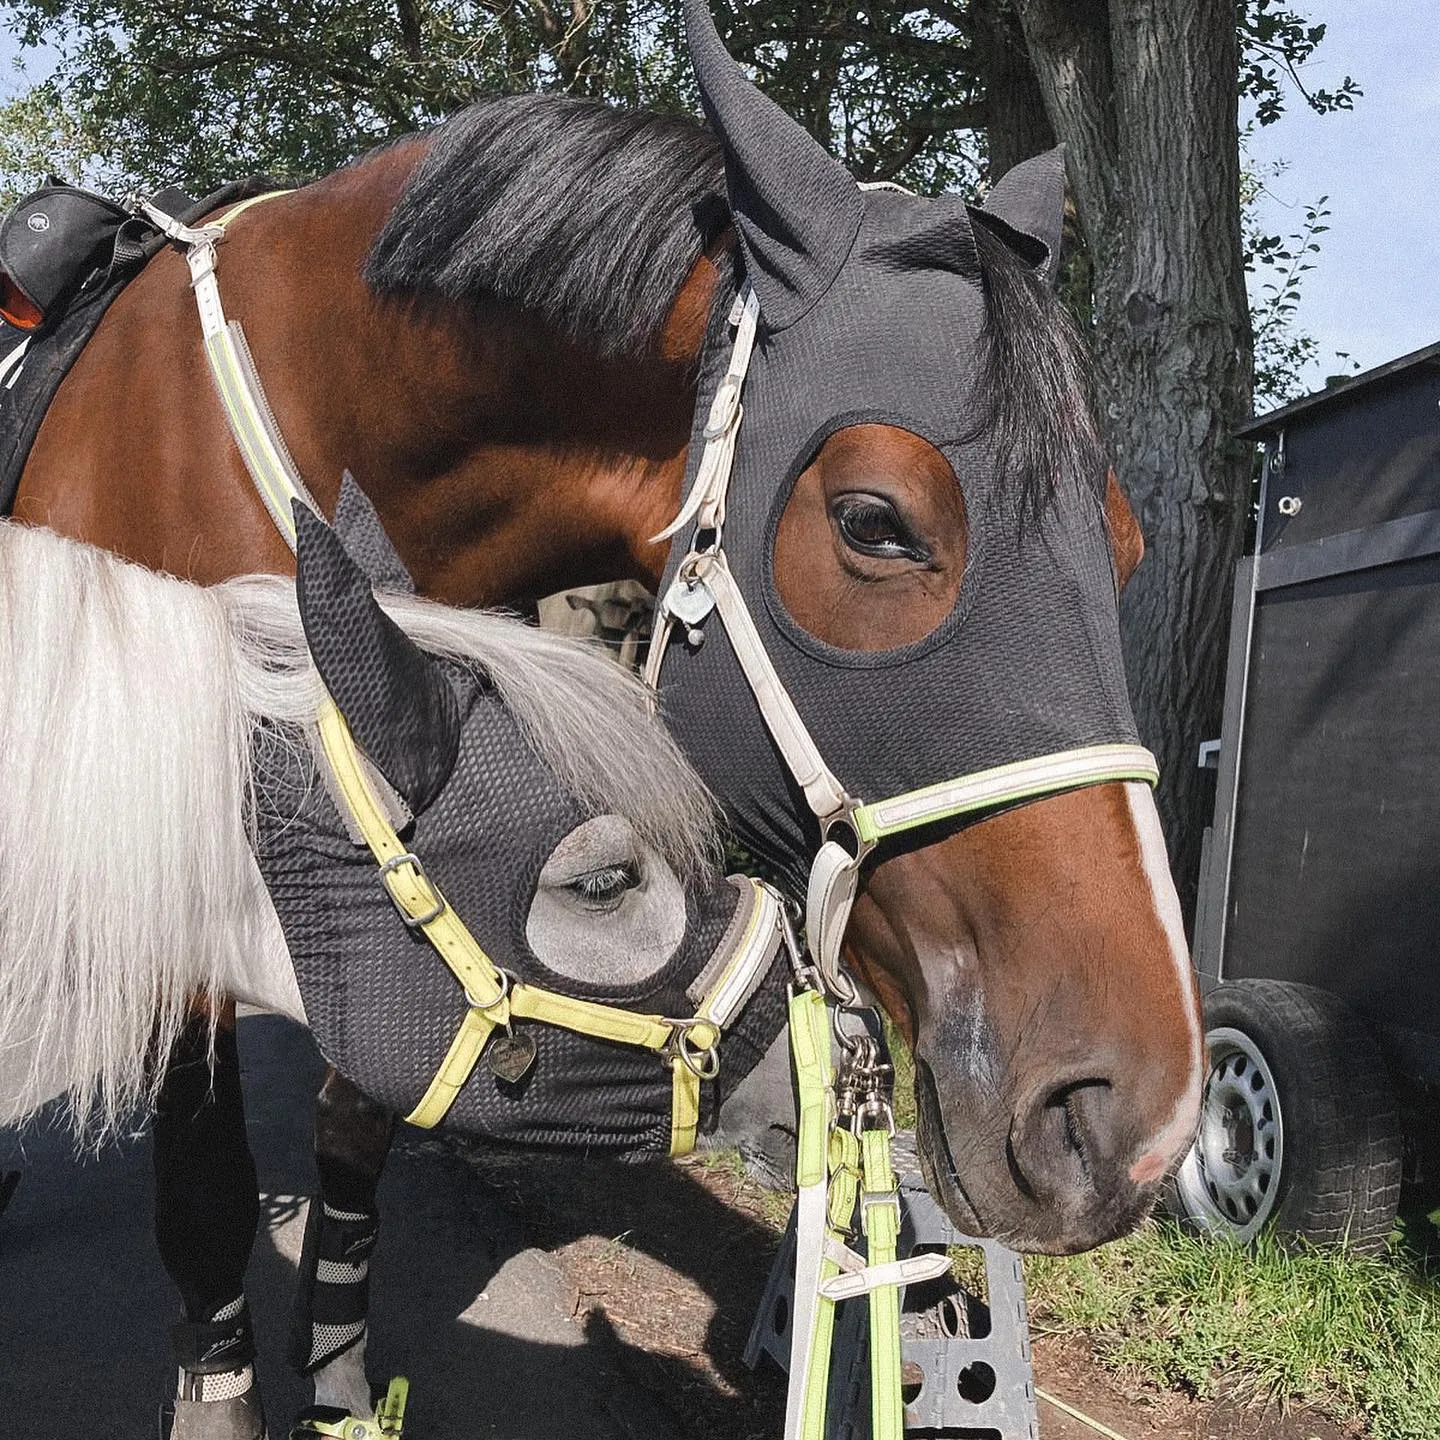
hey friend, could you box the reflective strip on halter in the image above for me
[142,188,317,550]
[651,288,761,544]
[850,742,1160,845]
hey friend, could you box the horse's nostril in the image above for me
[1008,1077,1118,1204]
[1044,1078,1113,1178]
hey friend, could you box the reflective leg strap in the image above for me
[860,1127,904,1440]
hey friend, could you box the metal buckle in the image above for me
[378,851,447,928]
[859,1186,902,1234]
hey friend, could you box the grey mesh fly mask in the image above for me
[253,487,789,1154]
[647,0,1157,986]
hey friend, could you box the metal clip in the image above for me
[463,967,512,1013]
[857,1092,897,1137]
[777,897,822,992]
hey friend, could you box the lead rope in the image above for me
[785,967,950,1440]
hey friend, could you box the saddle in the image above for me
[0,180,167,329]
[0,176,283,515]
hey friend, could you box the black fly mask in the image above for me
[253,480,789,1154]
[649,1,1155,967]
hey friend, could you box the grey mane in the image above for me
[222,574,720,881]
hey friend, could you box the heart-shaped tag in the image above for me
[485,1029,538,1085]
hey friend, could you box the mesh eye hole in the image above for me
[566,861,640,911]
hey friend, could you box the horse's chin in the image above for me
[912,1055,986,1238]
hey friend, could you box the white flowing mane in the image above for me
[0,521,716,1140]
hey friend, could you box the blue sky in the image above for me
[2,5,1432,401]
[1245,1,1440,395]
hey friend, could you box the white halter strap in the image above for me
[646,284,1159,998]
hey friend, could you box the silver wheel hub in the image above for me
[1174,1025,1284,1242]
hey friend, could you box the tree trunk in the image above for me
[1013,0,1254,923]
[975,0,1056,179]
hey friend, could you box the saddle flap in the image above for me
[0,182,139,327]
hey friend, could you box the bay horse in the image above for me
[8,4,1201,1431]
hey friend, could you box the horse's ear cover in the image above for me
[333,470,415,594]
[682,0,864,329]
[294,501,460,814]
[976,145,1067,284]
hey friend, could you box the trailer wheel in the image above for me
[1166,979,1402,1254]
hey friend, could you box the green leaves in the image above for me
[0,0,989,197]
[1238,0,1362,127]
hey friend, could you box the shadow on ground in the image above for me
[0,1014,785,1439]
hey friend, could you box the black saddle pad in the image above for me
[0,177,286,516]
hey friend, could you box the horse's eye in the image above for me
[566,861,640,911]
[833,493,930,562]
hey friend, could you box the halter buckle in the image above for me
[378,851,447,928]
[463,967,512,1013]
[702,374,742,440]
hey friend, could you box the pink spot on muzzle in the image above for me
[1129,1150,1169,1186]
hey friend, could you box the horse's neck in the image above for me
[18,143,703,600]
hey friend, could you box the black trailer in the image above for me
[1171,342,1440,1251]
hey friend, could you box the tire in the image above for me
[1166,979,1402,1254]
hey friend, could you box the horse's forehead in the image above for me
[446,682,588,839]
[749,205,987,449]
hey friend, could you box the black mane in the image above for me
[969,220,1108,517]
[365,94,1104,512]
[364,95,727,361]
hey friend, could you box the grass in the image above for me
[1021,1213,1440,1440]
[882,1021,1440,1437]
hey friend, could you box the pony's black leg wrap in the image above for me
[171,1298,256,1392]
[153,1018,260,1322]
[289,1197,379,1374]
[152,1020,266,1437]
[291,1068,395,1378]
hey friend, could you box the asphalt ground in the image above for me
[0,1014,680,1439]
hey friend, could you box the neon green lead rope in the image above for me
[861,1126,903,1440]
[786,986,908,1440]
